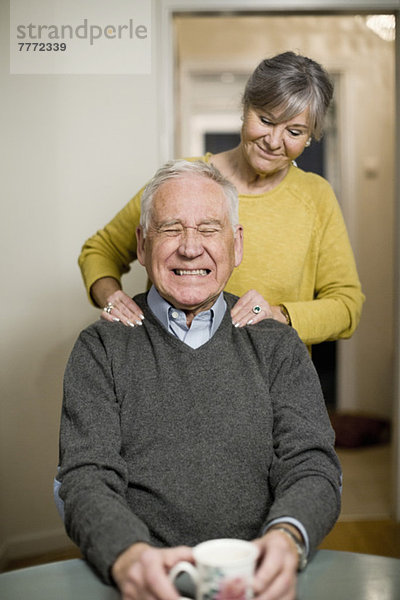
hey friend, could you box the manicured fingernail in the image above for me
[127,321,135,327]
[247,319,254,325]
[135,320,142,326]
[233,321,240,328]
[113,317,120,322]
[139,314,145,320]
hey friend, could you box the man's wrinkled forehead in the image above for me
[150,175,230,223]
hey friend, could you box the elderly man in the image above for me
[58,160,341,600]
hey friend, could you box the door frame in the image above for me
[156,0,400,519]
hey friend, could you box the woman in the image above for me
[79,51,364,347]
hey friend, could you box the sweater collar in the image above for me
[147,285,226,346]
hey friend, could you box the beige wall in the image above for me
[175,15,396,418]
[0,0,153,564]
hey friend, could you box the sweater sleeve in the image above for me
[284,186,365,345]
[58,326,151,583]
[78,188,144,305]
[264,329,342,553]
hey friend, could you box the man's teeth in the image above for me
[174,269,209,276]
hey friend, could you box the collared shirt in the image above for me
[147,285,227,349]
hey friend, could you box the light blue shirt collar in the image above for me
[147,285,227,349]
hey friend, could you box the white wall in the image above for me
[0,0,157,564]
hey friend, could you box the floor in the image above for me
[319,519,400,557]
[3,444,400,572]
[336,444,392,520]
[318,443,400,558]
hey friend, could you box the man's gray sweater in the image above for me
[59,292,341,583]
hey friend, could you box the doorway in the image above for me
[169,9,397,517]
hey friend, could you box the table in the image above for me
[1,550,400,599]
[297,550,400,600]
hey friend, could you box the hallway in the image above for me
[337,444,392,521]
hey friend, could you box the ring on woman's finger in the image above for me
[252,305,262,315]
[103,302,114,314]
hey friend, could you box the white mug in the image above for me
[169,538,259,600]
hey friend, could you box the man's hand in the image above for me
[111,542,194,600]
[252,529,300,600]
[231,290,287,328]
[91,277,144,327]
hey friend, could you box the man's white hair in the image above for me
[140,159,239,236]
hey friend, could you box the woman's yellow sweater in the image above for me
[79,156,364,346]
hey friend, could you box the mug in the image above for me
[169,538,259,600]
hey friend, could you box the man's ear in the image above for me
[234,225,244,268]
[136,226,146,266]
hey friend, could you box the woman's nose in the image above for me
[265,127,283,150]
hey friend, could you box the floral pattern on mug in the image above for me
[202,575,248,600]
[216,577,247,600]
